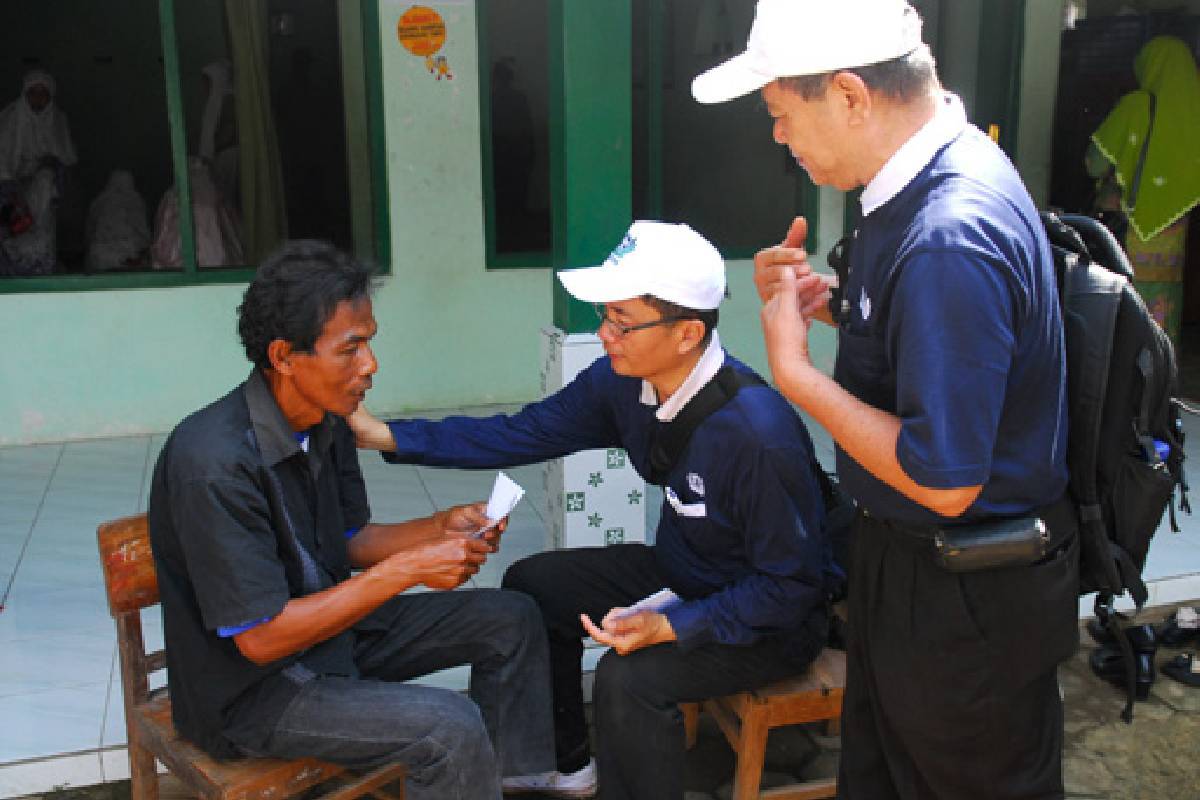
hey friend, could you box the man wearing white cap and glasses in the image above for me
[694,1,1078,798]
[350,220,837,799]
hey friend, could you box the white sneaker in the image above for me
[501,758,597,798]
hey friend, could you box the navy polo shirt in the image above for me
[834,126,1068,524]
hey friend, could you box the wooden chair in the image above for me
[99,513,407,800]
[682,647,846,800]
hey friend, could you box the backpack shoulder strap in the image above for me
[646,365,765,484]
[1050,213,1130,604]
[1060,213,1135,281]
[1063,247,1126,509]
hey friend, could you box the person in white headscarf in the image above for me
[198,60,239,211]
[86,170,150,271]
[0,70,76,275]
[151,156,244,269]
[0,70,76,182]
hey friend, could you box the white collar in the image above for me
[860,92,968,217]
[639,331,726,422]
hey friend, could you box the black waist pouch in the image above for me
[933,516,1049,573]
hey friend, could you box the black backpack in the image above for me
[1044,211,1190,719]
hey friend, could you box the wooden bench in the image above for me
[99,513,407,800]
[682,647,846,800]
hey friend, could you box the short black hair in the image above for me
[237,240,376,369]
[642,295,719,346]
[778,43,937,104]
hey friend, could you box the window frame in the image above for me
[0,0,391,295]
[476,0,552,271]
[477,0,818,270]
[634,0,820,259]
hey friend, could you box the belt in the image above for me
[861,495,1078,562]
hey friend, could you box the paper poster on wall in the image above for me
[397,5,454,81]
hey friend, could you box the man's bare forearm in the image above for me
[234,531,490,665]
[233,560,419,665]
[774,361,980,517]
[347,518,442,568]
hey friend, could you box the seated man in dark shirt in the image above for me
[350,222,837,800]
[147,241,555,800]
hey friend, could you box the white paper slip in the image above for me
[609,588,681,620]
[475,471,526,536]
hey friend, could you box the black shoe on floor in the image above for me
[1161,652,1200,687]
[1156,608,1200,648]
[1089,624,1157,701]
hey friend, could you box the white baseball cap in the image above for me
[691,0,923,105]
[557,221,726,311]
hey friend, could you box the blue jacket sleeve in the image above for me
[665,444,829,649]
[384,359,625,468]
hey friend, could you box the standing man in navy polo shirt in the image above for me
[148,242,555,800]
[350,221,837,800]
[693,1,1078,798]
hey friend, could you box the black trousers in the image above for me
[502,544,823,800]
[837,509,1080,800]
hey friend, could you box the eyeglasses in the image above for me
[593,304,689,338]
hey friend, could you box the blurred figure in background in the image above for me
[0,69,77,275]
[1086,36,1200,343]
[151,156,244,269]
[199,60,239,212]
[86,169,150,271]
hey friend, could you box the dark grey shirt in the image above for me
[148,369,371,758]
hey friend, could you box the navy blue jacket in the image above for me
[384,353,834,654]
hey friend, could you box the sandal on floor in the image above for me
[1090,643,1155,700]
[1156,608,1200,648]
[1161,653,1200,687]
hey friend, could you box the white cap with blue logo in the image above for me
[556,221,726,311]
[691,0,923,105]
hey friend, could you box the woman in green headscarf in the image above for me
[1086,36,1200,342]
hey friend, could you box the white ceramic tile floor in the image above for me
[0,404,658,792]
[0,403,1198,796]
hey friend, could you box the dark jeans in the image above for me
[226,589,555,800]
[837,512,1080,800]
[502,544,821,800]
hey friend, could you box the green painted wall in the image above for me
[935,0,1062,206]
[2,0,1049,445]
[0,285,249,444]
[1017,0,1065,209]
[0,0,556,446]
[355,0,831,418]
[938,0,982,117]
[362,0,549,415]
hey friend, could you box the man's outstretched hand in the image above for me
[348,404,398,451]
